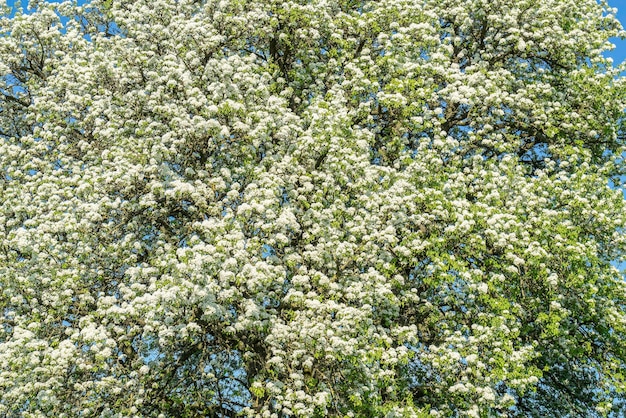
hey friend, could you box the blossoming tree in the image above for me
[1,0,626,416]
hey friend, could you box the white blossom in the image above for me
[0,0,624,416]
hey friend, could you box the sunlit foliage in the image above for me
[1,0,626,416]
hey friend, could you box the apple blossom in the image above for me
[1,0,626,416]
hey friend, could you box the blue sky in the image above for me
[611,1,626,66]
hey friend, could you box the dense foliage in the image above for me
[1,0,626,416]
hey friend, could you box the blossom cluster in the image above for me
[1,0,625,416]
